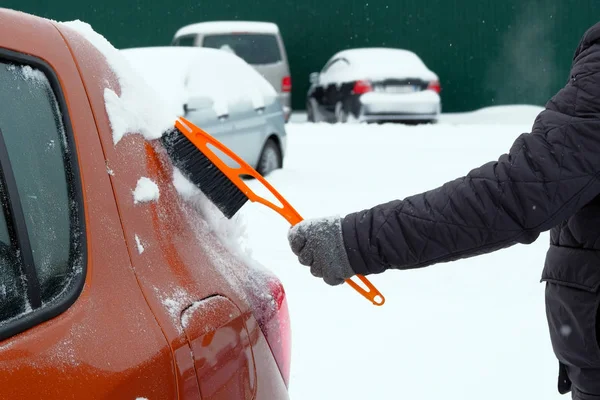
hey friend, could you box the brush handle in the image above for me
[175,117,385,306]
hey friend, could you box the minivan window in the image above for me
[202,34,282,65]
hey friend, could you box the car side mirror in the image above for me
[309,72,319,84]
[184,96,214,113]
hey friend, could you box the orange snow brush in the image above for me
[161,116,385,306]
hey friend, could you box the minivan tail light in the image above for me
[282,76,292,92]
[427,80,441,93]
[352,80,372,94]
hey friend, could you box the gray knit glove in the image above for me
[287,216,355,286]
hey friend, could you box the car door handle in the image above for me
[255,106,265,114]
[183,104,197,113]
[218,114,229,122]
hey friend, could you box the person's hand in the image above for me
[287,216,356,285]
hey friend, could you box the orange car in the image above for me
[0,8,291,399]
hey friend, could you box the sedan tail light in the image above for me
[427,80,441,93]
[282,76,292,92]
[352,79,372,94]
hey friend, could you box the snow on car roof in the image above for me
[320,47,438,84]
[175,21,280,38]
[332,48,426,67]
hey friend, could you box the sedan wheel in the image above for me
[335,102,348,123]
[307,101,315,122]
[257,139,282,176]
[307,99,323,122]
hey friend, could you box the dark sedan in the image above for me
[306,48,441,123]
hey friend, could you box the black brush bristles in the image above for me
[161,127,249,219]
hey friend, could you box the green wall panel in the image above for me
[3,0,598,112]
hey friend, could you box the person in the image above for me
[287,22,600,400]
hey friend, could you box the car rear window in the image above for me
[0,56,84,332]
[1,64,72,304]
[202,33,282,65]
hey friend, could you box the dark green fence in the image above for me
[3,0,599,112]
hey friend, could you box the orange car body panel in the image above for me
[0,9,177,400]
[0,8,289,400]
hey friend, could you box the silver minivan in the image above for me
[121,46,288,176]
[172,21,292,122]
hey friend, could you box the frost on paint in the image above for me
[153,286,193,334]
[172,168,275,300]
[133,177,160,204]
[181,302,202,329]
[181,300,220,331]
[172,168,281,315]
[58,20,175,145]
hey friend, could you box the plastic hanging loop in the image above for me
[175,117,385,306]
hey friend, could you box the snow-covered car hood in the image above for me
[120,46,278,118]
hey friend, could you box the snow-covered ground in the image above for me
[240,105,565,400]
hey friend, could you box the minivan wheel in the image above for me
[257,138,282,176]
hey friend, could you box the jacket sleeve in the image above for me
[341,67,600,276]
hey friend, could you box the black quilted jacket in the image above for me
[341,22,600,398]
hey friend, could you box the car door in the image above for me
[226,94,268,168]
[185,97,264,169]
[0,11,177,399]
[184,94,241,168]
[220,57,274,168]
[183,60,262,169]
[185,58,267,169]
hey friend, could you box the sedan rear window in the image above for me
[202,33,281,65]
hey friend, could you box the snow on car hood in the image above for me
[319,48,438,85]
[120,46,278,118]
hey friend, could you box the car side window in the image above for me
[0,181,26,322]
[0,57,84,330]
[173,34,197,46]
